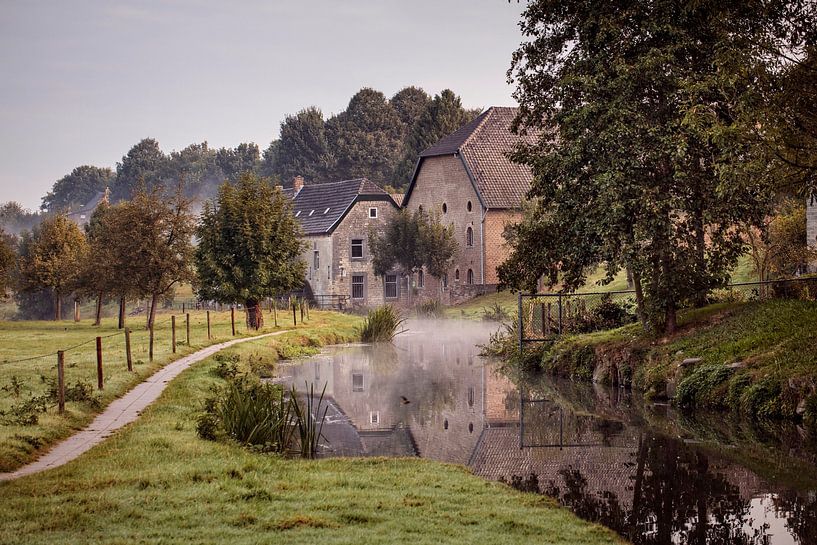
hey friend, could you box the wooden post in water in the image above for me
[57,351,65,414]
[125,328,133,371]
[171,315,176,353]
[206,311,211,340]
[231,307,236,336]
[96,336,103,390]
[186,313,190,346]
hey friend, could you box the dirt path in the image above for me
[0,330,288,481]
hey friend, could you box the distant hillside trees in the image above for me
[0,229,15,298]
[0,202,43,235]
[15,215,89,320]
[41,165,113,213]
[195,173,306,330]
[262,107,332,184]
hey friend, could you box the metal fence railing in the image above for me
[518,277,817,348]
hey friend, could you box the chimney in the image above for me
[293,175,305,195]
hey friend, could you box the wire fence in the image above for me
[518,277,817,346]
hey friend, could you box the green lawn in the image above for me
[0,327,623,545]
[0,307,355,472]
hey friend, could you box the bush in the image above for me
[416,299,444,318]
[482,302,510,322]
[675,364,734,409]
[573,295,637,333]
[212,353,240,379]
[358,305,404,342]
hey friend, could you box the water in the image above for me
[276,319,817,545]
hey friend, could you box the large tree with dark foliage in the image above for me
[111,138,169,201]
[266,107,332,185]
[195,173,306,330]
[500,0,813,333]
[326,88,404,185]
[390,86,431,132]
[41,165,114,213]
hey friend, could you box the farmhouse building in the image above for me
[402,106,536,304]
[291,177,401,309]
[66,188,109,228]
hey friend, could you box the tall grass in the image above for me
[358,305,404,342]
[198,376,327,458]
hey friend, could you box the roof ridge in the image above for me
[307,177,368,187]
[460,107,494,150]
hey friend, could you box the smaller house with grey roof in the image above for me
[290,177,401,308]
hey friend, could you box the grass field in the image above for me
[0,328,623,545]
[0,307,359,472]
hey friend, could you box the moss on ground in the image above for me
[0,329,623,545]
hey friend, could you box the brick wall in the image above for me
[330,198,399,308]
[483,210,521,285]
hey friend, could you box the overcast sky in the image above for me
[0,0,526,210]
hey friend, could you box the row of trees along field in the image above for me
[499,0,817,335]
[25,87,478,219]
[0,175,306,331]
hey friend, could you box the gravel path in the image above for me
[0,330,287,481]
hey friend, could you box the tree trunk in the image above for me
[693,206,707,307]
[94,294,103,326]
[245,298,263,330]
[147,292,158,330]
[54,291,61,321]
[118,296,126,329]
[664,302,677,336]
[632,269,647,329]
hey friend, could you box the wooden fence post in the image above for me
[292,301,297,326]
[171,315,177,353]
[231,307,236,336]
[182,302,186,314]
[272,301,278,328]
[125,328,133,371]
[57,351,65,414]
[300,300,304,323]
[186,313,190,346]
[206,310,211,340]
[74,300,80,322]
[96,336,103,390]
[149,321,154,362]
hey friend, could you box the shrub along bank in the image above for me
[489,300,817,425]
[0,321,623,545]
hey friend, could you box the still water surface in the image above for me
[277,320,817,545]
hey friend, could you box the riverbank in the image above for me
[0,310,357,472]
[498,300,817,424]
[0,323,623,545]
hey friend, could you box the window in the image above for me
[352,274,365,299]
[444,419,449,430]
[442,202,447,214]
[417,269,424,288]
[324,207,330,214]
[352,373,364,392]
[467,268,474,285]
[385,274,398,299]
[455,269,460,281]
[351,239,364,259]
[369,207,378,218]
[295,210,301,217]
[327,265,330,279]
[313,250,319,270]
[467,200,472,212]
[309,209,314,216]
[466,226,473,247]
[468,386,475,407]
[369,411,380,425]
[442,273,448,289]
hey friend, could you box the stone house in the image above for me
[402,106,536,304]
[291,177,401,308]
[66,188,109,228]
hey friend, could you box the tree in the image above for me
[369,209,458,295]
[16,215,89,320]
[390,86,431,131]
[745,198,816,282]
[113,185,196,330]
[166,142,220,200]
[326,88,404,185]
[111,138,169,201]
[195,173,306,329]
[0,202,42,235]
[268,107,332,184]
[0,228,15,298]
[215,143,260,181]
[392,90,476,188]
[41,165,114,213]
[502,0,805,334]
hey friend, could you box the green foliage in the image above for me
[503,0,810,334]
[40,165,113,213]
[0,202,42,234]
[290,382,328,459]
[195,173,306,329]
[675,365,734,409]
[265,107,332,184]
[416,299,444,318]
[572,295,637,333]
[745,198,816,282]
[481,302,510,322]
[15,215,89,319]
[212,353,240,380]
[369,208,458,279]
[390,86,431,130]
[358,306,404,343]
[111,138,169,201]
[0,228,15,297]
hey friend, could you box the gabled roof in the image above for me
[66,190,107,219]
[292,178,397,236]
[406,107,537,209]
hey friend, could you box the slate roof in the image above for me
[407,106,537,209]
[292,178,396,235]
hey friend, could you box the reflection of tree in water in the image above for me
[505,435,780,545]
[774,490,817,545]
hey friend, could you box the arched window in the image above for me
[455,268,460,281]
[442,202,447,214]
[467,268,474,285]
[417,269,424,288]
[467,200,472,212]
[466,226,473,247]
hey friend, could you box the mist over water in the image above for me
[277,318,817,545]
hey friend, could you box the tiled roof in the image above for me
[389,193,404,206]
[410,107,537,209]
[292,178,395,235]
